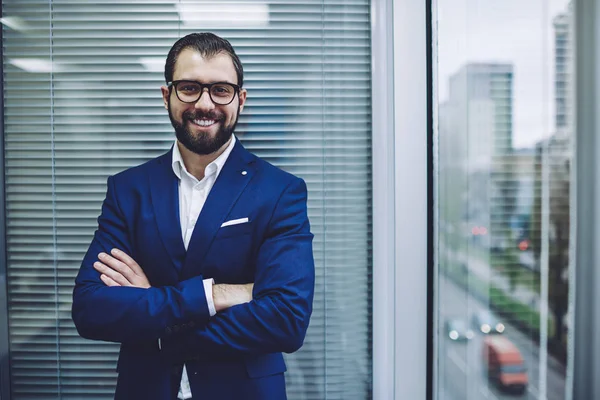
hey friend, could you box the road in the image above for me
[437,276,567,400]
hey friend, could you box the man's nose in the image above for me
[194,89,215,110]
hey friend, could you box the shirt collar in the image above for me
[171,135,236,181]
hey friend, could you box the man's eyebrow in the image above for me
[176,79,236,84]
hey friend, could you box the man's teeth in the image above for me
[193,119,216,127]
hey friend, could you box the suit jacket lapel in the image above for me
[180,140,256,279]
[149,149,186,273]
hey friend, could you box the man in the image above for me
[72,32,315,400]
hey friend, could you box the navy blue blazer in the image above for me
[72,140,315,400]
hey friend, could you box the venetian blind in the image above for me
[2,0,372,399]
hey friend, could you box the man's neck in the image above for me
[177,137,232,181]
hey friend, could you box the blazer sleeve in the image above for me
[71,175,212,344]
[161,177,315,360]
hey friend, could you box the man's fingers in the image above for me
[94,261,131,287]
[100,274,121,287]
[96,249,151,289]
[98,252,136,283]
[110,248,145,276]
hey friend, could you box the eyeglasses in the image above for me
[168,80,240,105]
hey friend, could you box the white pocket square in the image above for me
[221,217,249,228]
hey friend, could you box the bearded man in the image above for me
[72,32,315,400]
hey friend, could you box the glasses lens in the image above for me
[175,81,202,103]
[210,83,235,105]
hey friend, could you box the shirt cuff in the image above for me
[203,278,216,317]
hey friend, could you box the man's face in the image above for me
[161,49,247,155]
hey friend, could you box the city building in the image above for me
[439,63,514,253]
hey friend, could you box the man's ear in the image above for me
[238,88,247,113]
[160,86,170,110]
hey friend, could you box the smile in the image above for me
[191,119,217,127]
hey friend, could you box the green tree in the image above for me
[530,136,570,344]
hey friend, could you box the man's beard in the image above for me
[168,104,240,156]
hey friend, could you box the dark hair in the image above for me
[164,32,244,87]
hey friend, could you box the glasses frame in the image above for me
[168,80,241,105]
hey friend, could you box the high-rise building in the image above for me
[553,3,574,132]
[439,63,514,252]
[446,63,513,155]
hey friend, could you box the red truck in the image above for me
[482,335,528,394]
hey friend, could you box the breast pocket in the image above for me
[215,220,252,239]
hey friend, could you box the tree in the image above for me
[530,135,570,344]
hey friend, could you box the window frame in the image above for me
[572,0,600,398]
[371,0,431,399]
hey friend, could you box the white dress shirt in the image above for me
[171,135,236,399]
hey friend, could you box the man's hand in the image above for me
[213,283,254,312]
[94,248,151,289]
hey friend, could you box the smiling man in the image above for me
[72,33,315,400]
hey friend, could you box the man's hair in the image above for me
[164,32,244,87]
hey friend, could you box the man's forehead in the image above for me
[173,49,237,82]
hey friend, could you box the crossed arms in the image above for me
[93,247,253,313]
[72,175,315,359]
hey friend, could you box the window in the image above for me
[1,1,372,398]
[435,1,574,399]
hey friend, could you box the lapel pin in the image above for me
[241,170,247,176]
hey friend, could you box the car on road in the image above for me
[472,310,505,334]
[444,318,475,341]
[482,335,528,394]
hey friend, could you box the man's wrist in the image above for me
[212,283,254,313]
[212,283,229,313]
[203,278,216,317]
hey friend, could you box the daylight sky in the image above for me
[436,0,572,148]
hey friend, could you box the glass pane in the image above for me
[435,1,573,399]
[2,1,372,399]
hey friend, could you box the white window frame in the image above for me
[572,0,600,398]
[371,0,430,398]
